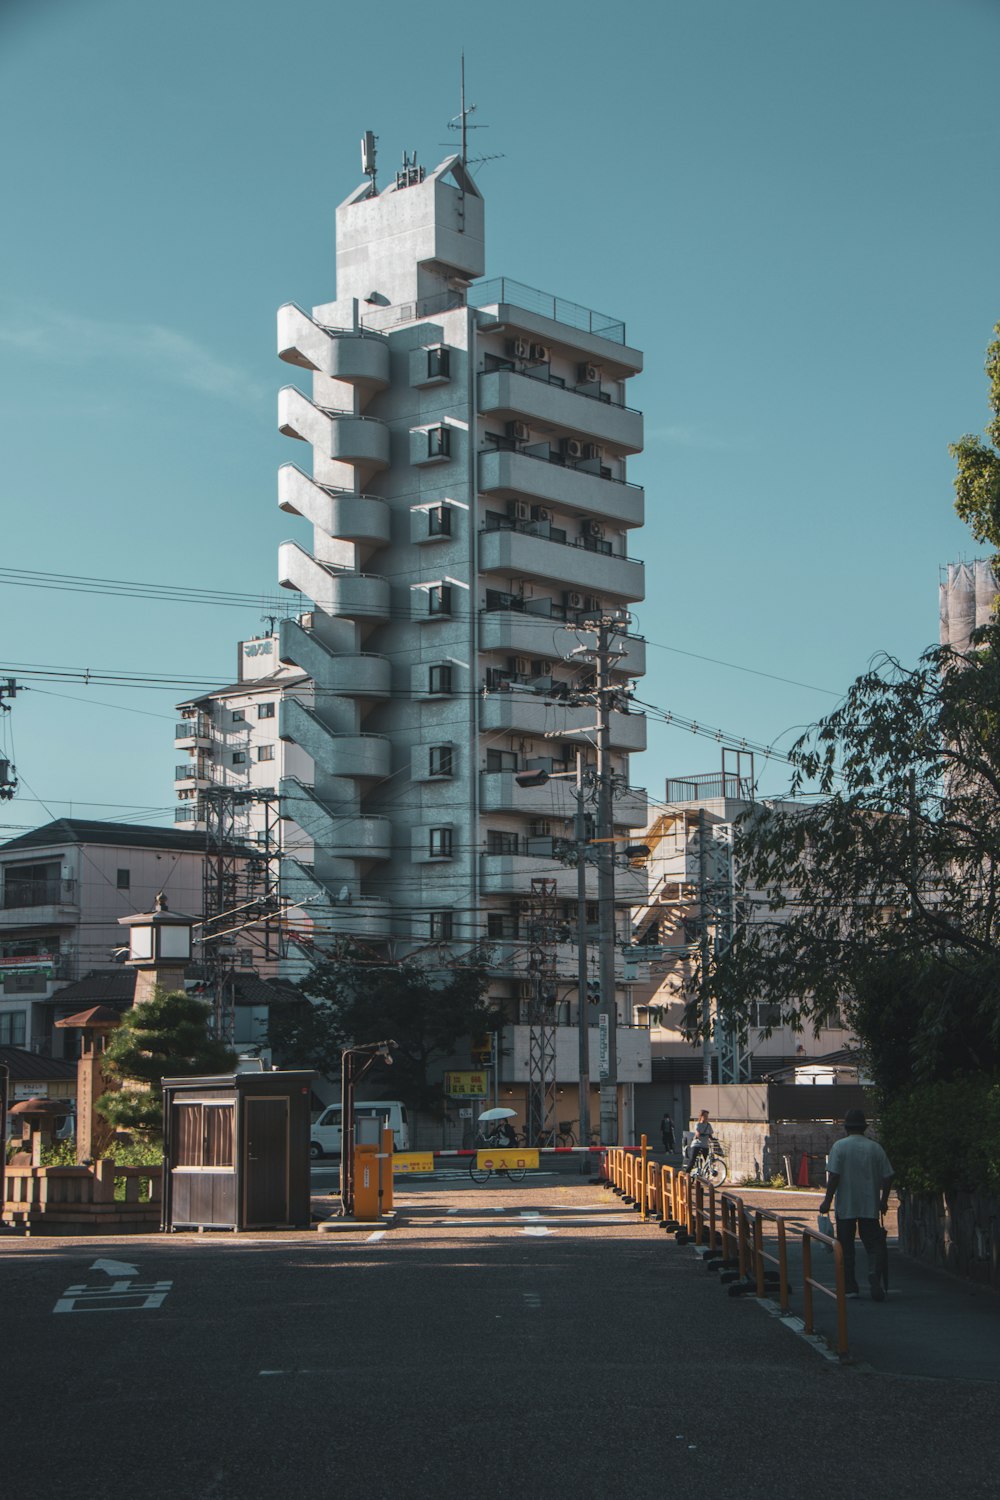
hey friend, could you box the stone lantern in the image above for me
[118,892,194,1006]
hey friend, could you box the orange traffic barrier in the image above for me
[752,1207,790,1312]
[801,1223,849,1360]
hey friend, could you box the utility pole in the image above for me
[697,808,713,1085]
[0,678,19,801]
[575,747,591,1149]
[594,615,619,1147]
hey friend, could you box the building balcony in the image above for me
[478,612,646,677]
[280,857,393,941]
[479,772,647,830]
[501,1023,650,1084]
[278,465,391,547]
[278,387,390,472]
[174,805,206,827]
[278,619,391,699]
[477,448,643,528]
[174,719,212,748]
[479,694,647,752]
[174,764,211,789]
[479,526,644,602]
[478,369,643,454]
[277,303,390,395]
[479,853,647,904]
[469,278,642,373]
[278,542,391,622]
[0,879,80,929]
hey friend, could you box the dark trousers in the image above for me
[836,1216,882,1289]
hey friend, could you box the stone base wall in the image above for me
[709,1121,843,1186]
[899,1189,1000,1290]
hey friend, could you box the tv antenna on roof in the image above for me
[444,54,504,174]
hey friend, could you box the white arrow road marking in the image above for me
[366,1230,386,1243]
[90,1258,139,1277]
[520,1226,554,1236]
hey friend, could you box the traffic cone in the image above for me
[797,1152,810,1187]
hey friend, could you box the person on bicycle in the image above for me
[687,1109,714,1171]
[495,1118,517,1148]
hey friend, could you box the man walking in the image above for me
[818,1109,894,1301]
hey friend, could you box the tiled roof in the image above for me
[50,970,137,1006]
[0,819,210,855]
[0,1045,77,1082]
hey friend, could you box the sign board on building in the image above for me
[598,1014,609,1080]
[444,1070,489,1098]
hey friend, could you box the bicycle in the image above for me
[555,1119,577,1148]
[687,1139,728,1187]
[469,1129,527,1184]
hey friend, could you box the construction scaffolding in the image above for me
[201,788,282,1042]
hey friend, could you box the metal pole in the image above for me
[596,617,619,1147]
[575,747,591,1148]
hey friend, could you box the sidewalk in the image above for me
[719,1187,1000,1380]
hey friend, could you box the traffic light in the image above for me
[586,977,601,1006]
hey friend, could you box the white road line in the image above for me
[520,1226,554,1236]
[366,1230,386,1243]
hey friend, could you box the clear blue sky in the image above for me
[1,0,998,833]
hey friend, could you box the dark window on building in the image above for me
[487,913,518,939]
[487,830,519,856]
[486,749,518,773]
[428,584,453,617]
[753,1003,782,1029]
[427,425,451,459]
[257,744,275,762]
[429,827,453,858]
[429,745,454,778]
[428,664,452,695]
[232,752,247,765]
[0,1010,27,1044]
[428,505,452,537]
[231,710,246,722]
[2,861,61,910]
[116,868,130,890]
[427,346,450,381]
[257,702,275,719]
[429,910,454,940]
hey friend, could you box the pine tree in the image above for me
[97,989,235,1136]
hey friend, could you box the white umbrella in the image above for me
[478,1107,517,1121]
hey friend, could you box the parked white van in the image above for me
[310,1101,409,1159]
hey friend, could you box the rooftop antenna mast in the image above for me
[361,129,378,197]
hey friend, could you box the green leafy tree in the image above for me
[950,321,1000,572]
[97,989,235,1135]
[267,944,500,1120]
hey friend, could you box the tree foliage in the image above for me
[703,625,1000,1092]
[950,321,1000,571]
[266,944,500,1119]
[97,989,235,1135]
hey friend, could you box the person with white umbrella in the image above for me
[478,1106,518,1147]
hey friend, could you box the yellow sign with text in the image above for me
[476,1149,540,1171]
[444,1070,489,1098]
[392,1152,435,1174]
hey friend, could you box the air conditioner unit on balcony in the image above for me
[507,420,531,442]
[517,980,534,1000]
[578,361,601,384]
[531,506,552,522]
[508,500,531,521]
[564,591,584,609]
[584,520,605,539]
[531,659,554,675]
[530,343,550,362]
[562,438,584,461]
[510,338,532,360]
[584,443,604,461]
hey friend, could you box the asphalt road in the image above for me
[1,1178,997,1499]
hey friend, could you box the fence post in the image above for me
[640,1135,648,1222]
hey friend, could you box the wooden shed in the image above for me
[161,1070,314,1231]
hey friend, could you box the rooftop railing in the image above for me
[470,277,626,344]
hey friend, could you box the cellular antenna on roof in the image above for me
[361,129,378,197]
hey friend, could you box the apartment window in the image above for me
[232,752,247,765]
[427,584,453,617]
[429,827,453,858]
[753,1003,782,1030]
[486,749,518,773]
[487,913,518,940]
[429,910,454,940]
[0,1011,26,1045]
[257,702,275,719]
[427,346,450,381]
[116,868,130,890]
[257,744,275,762]
[428,505,452,537]
[428,664,452,695]
[487,830,519,856]
[231,710,246,723]
[427,425,451,459]
[429,745,454,778]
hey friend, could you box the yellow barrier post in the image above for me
[802,1226,850,1361]
[639,1135,648,1221]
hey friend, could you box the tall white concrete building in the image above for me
[271,144,649,1024]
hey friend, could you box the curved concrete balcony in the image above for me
[278,303,390,392]
[478,613,646,677]
[323,816,393,860]
[478,369,643,454]
[278,619,390,699]
[278,465,391,547]
[279,701,392,780]
[478,448,643,529]
[278,387,390,471]
[479,528,644,603]
[278,542,390,621]
[480,694,647,752]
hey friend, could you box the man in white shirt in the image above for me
[818,1109,894,1301]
